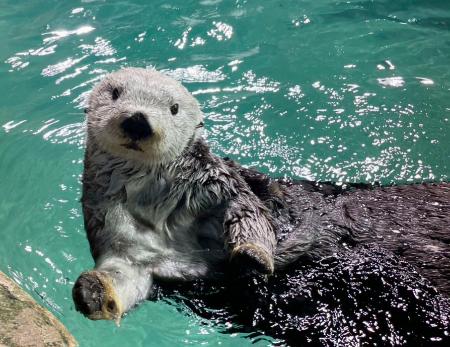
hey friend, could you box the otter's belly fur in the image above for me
[101,173,228,281]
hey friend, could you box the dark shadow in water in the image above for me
[154,245,450,346]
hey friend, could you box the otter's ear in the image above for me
[84,108,90,114]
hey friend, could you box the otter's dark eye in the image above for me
[170,103,179,115]
[112,88,121,101]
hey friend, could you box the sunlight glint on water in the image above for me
[0,1,449,346]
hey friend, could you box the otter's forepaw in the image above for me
[230,243,274,276]
[72,271,122,323]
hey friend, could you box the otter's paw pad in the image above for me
[230,243,274,275]
[72,271,122,321]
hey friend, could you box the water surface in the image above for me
[0,0,449,346]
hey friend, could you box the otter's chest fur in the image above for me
[125,174,181,232]
[125,172,223,236]
[83,146,229,280]
[83,138,277,281]
[113,169,227,277]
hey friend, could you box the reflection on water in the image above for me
[160,246,450,345]
[1,0,449,346]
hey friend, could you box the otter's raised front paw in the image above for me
[72,271,122,322]
[230,243,274,275]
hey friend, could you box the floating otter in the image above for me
[74,68,277,320]
[73,68,450,334]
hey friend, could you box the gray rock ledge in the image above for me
[0,271,77,347]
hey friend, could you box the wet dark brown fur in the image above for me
[228,160,450,295]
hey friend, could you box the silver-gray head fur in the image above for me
[86,68,204,166]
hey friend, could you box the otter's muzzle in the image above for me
[121,112,153,141]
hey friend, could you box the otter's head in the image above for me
[86,68,204,166]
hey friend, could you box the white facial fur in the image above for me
[86,68,204,166]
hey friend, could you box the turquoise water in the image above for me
[0,0,449,345]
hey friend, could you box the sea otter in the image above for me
[73,68,277,321]
[73,68,450,329]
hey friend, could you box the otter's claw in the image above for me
[230,243,274,275]
[73,271,123,323]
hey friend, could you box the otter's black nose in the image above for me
[121,112,153,141]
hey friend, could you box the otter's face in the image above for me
[86,68,203,166]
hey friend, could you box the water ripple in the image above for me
[42,25,95,44]
[164,65,226,83]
